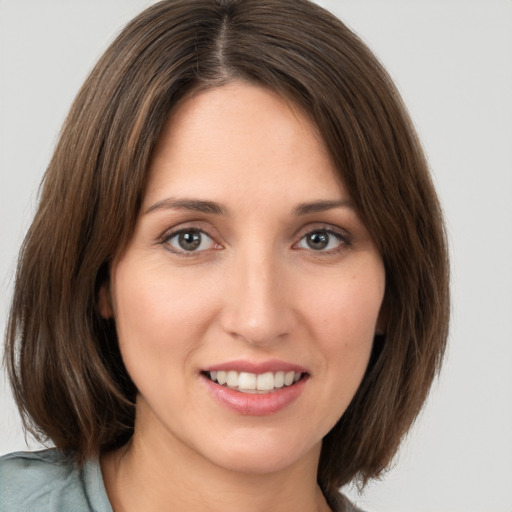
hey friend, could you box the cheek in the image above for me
[111,260,218,374]
[305,271,384,345]
[300,263,384,391]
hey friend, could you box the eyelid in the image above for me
[293,224,352,252]
[157,221,351,256]
[158,222,222,256]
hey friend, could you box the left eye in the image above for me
[296,229,345,252]
[165,229,216,253]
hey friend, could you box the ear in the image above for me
[98,283,114,319]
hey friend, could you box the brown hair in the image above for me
[4,0,449,495]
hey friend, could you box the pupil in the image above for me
[307,231,328,250]
[179,231,201,251]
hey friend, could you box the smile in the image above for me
[206,370,304,394]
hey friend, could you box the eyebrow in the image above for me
[144,197,354,217]
[293,199,355,215]
[144,198,226,215]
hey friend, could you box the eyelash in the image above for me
[160,225,219,257]
[159,224,351,257]
[294,226,351,254]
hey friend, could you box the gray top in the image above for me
[0,449,363,512]
[0,450,113,512]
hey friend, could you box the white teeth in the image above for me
[226,370,238,387]
[238,372,256,390]
[284,371,295,386]
[207,370,303,393]
[256,372,275,391]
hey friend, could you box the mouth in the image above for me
[202,370,307,394]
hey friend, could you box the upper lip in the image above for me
[202,359,308,374]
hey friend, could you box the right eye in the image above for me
[164,228,217,254]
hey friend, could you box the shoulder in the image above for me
[0,449,111,512]
[327,490,367,512]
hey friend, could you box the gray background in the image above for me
[1,1,511,511]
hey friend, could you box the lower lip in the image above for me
[202,375,307,416]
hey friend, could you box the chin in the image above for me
[199,432,321,476]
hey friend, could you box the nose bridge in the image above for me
[221,242,292,345]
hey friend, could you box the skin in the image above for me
[100,81,386,512]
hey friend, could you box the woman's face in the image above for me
[105,81,385,475]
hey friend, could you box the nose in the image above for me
[219,246,296,346]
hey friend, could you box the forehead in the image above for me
[144,80,347,209]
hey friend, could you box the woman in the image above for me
[1,1,449,511]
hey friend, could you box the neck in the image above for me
[101,417,331,512]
